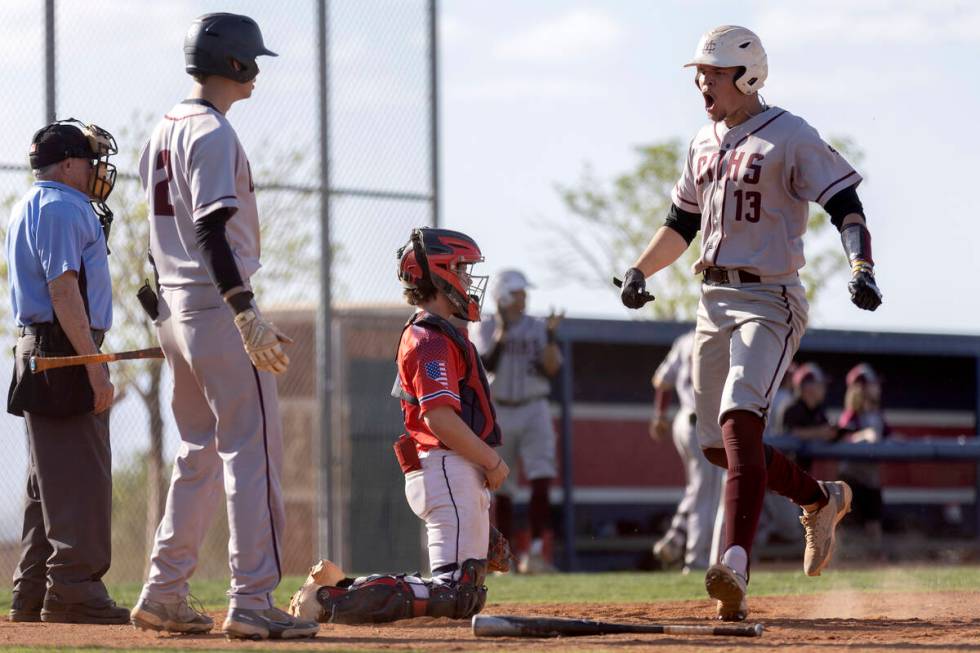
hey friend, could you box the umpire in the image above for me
[4,120,128,624]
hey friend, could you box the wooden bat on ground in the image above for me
[472,614,764,639]
[30,347,164,373]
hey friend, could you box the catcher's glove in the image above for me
[848,261,882,311]
[488,526,514,573]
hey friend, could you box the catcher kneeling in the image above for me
[291,227,512,624]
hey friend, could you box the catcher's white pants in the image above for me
[139,285,286,610]
[693,281,808,449]
[405,449,492,574]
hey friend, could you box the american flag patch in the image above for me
[425,360,448,387]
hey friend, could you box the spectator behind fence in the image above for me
[837,363,889,550]
[779,363,838,472]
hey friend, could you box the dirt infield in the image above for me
[1,591,978,651]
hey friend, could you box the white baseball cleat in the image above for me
[652,533,684,568]
[801,480,853,576]
[517,552,557,575]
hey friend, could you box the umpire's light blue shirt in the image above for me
[5,181,112,330]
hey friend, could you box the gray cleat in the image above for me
[222,606,319,640]
[131,597,214,634]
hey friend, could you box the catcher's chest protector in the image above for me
[393,312,502,446]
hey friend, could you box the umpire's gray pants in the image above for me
[140,286,285,610]
[12,334,113,604]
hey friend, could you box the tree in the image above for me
[548,137,864,320]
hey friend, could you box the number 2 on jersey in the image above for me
[733,189,761,223]
[154,149,175,217]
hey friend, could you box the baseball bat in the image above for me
[612,277,656,305]
[30,347,164,373]
[472,614,764,639]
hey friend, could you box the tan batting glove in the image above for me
[233,307,294,375]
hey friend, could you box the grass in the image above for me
[484,564,980,604]
[1,565,978,614]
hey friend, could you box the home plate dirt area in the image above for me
[2,592,979,651]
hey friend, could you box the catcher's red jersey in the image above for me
[396,312,501,452]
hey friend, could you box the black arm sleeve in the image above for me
[664,203,701,245]
[194,208,246,297]
[481,340,505,372]
[824,184,865,231]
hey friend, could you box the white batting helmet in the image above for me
[684,25,767,95]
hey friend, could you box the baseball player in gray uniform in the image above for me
[650,330,723,572]
[129,14,318,640]
[620,25,882,620]
[471,270,562,573]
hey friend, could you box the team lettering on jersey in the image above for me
[695,152,764,187]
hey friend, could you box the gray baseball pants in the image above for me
[139,285,285,610]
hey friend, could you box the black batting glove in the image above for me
[848,261,882,311]
[620,267,651,309]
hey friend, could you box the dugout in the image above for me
[550,319,980,571]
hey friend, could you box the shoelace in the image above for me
[183,593,207,620]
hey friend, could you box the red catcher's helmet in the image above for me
[397,227,487,322]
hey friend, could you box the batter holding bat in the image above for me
[619,25,882,621]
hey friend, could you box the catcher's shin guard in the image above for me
[427,559,488,619]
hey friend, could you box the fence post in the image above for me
[428,0,439,228]
[559,336,576,571]
[315,0,335,562]
[45,0,55,123]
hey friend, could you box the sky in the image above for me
[2,0,979,333]
[439,0,980,333]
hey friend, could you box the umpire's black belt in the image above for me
[18,323,106,345]
[702,267,761,285]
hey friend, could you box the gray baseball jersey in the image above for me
[139,101,261,290]
[671,107,860,277]
[137,99,285,612]
[472,315,550,404]
[653,330,696,413]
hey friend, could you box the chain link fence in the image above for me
[0,0,435,585]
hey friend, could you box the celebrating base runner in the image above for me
[620,25,883,621]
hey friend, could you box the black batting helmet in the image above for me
[184,13,277,83]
